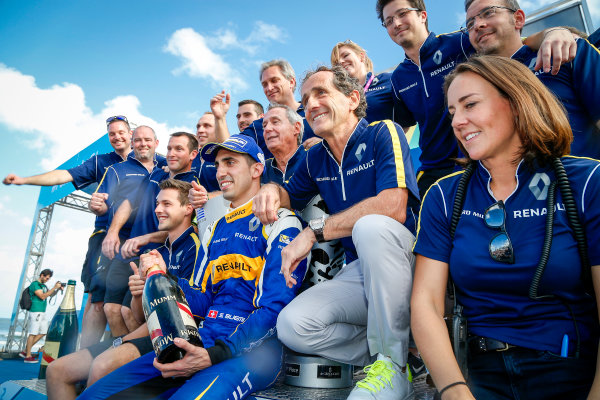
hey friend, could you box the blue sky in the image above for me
[0,0,598,318]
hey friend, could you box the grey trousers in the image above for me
[276,214,415,366]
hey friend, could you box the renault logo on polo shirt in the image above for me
[528,58,537,70]
[355,143,366,162]
[433,50,443,65]
[529,173,551,200]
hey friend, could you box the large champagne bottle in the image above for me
[39,280,79,379]
[143,265,203,363]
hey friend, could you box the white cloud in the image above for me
[0,198,33,225]
[164,28,249,92]
[164,21,286,90]
[0,63,188,169]
[586,0,600,21]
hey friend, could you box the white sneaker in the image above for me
[347,354,415,400]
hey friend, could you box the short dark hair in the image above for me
[170,132,198,153]
[40,269,53,277]
[301,65,367,119]
[376,0,428,29]
[238,99,264,116]
[159,179,193,206]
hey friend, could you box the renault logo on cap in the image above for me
[529,173,551,200]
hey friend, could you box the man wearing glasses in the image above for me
[3,115,132,348]
[376,0,578,198]
[464,0,600,159]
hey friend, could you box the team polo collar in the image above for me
[510,45,535,64]
[321,118,368,163]
[127,152,161,167]
[165,225,196,251]
[172,170,196,180]
[225,199,254,223]
[271,145,305,173]
[418,32,441,59]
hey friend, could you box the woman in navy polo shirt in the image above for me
[330,40,396,124]
[411,55,600,400]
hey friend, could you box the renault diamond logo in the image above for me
[355,143,366,162]
[529,173,551,200]
[249,216,260,232]
[433,50,443,65]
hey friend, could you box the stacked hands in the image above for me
[128,250,212,378]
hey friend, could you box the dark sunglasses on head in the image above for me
[484,200,514,264]
[106,115,128,127]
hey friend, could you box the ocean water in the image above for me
[0,317,11,349]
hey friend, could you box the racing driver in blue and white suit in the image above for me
[78,135,307,400]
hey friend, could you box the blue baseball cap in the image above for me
[201,135,265,165]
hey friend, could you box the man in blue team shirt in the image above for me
[209,94,264,140]
[119,132,200,263]
[191,112,220,193]
[376,0,580,198]
[46,179,199,400]
[108,132,200,330]
[91,125,164,337]
[261,104,305,185]
[261,103,346,293]
[464,0,600,159]
[253,65,420,399]
[3,115,132,348]
[211,59,320,157]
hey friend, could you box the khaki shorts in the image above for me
[28,311,48,335]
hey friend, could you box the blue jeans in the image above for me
[467,346,596,399]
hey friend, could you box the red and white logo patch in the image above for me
[207,310,218,319]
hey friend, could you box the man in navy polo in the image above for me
[209,94,264,140]
[464,0,600,159]
[107,132,200,330]
[253,65,420,399]
[91,125,164,337]
[192,112,220,193]
[3,115,132,348]
[119,132,200,261]
[376,0,579,198]
[211,59,320,158]
[261,104,306,185]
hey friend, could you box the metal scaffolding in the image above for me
[3,192,92,353]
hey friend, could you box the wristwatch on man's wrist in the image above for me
[308,216,326,243]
